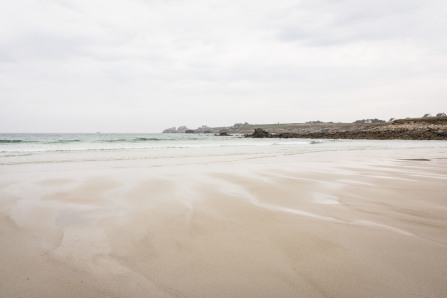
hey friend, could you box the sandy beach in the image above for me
[1,147,447,297]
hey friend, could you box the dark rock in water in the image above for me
[216,132,230,136]
[185,129,195,134]
[276,132,300,138]
[246,128,271,138]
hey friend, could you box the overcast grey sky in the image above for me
[1,0,446,132]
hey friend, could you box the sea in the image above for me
[1,133,446,165]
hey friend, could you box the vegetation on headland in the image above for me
[162,115,447,140]
[392,116,447,125]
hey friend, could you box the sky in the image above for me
[1,0,447,132]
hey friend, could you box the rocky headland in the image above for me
[163,116,447,140]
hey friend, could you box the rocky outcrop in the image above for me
[245,123,447,140]
[162,125,219,134]
[162,127,177,133]
[176,126,188,133]
[165,117,447,140]
[195,125,218,134]
[250,128,271,138]
[161,126,190,133]
[216,132,230,136]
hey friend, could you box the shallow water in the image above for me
[1,133,446,165]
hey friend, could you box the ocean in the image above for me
[1,133,447,165]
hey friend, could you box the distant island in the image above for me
[163,114,447,140]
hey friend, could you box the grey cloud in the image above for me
[1,0,446,132]
[274,0,446,46]
[2,29,141,63]
[4,33,91,62]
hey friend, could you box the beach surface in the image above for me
[1,147,447,297]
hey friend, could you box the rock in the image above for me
[185,129,195,134]
[162,126,193,133]
[437,113,446,117]
[276,132,300,138]
[216,132,230,136]
[177,126,188,133]
[195,125,218,134]
[246,128,271,138]
[162,127,177,133]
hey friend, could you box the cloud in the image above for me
[1,0,447,132]
[274,0,446,47]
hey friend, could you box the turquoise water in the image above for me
[1,133,446,165]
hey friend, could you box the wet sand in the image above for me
[1,148,447,297]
